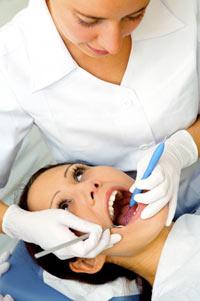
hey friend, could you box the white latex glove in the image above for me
[2,205,121,260]
[0,251,14,301]
[130,130,198,226]
[0,251,10,277]
[0,296,14,301]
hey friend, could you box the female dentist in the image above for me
[0,0,200,264]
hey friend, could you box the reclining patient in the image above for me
[3,162,200,301]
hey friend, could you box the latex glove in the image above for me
[0,296,14,301]
[0,251,10,277]
[130,130,198,226]
[2,205,121,259]
[0,252,14,301]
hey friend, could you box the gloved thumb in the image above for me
[110,233,122,245]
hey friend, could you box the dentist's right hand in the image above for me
[2,205,121,260]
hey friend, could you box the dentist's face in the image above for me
[46,0,150,57]
[27,163,168,257]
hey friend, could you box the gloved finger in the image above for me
[55,227,106,259]
[86,232,122,258]
[0,252,11,264]
[141,197,169,219]
[3,295,14,301]
[134,166,165,191]
[0,262,10,277]
[109,233,122,245]
[83,229,111,258]
[59,211,103,238]
[74,229,111,258]
[56,230,121,259]
[134,177,170,204]
[165,194,178,226]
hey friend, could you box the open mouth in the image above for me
[107,190,140,226]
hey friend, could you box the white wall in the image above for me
[0,0,28,26]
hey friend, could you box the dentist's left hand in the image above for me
[0,251,14,301]
[2,205,121,259]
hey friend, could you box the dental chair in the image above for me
[0,241,140,301]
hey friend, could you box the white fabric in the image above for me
[152,214,200,300]
[43,271,139,301]
[131,130,198,225]
[0,0,199,190]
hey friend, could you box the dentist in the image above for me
[0,0,200,262]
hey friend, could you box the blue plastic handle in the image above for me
[129,142,165,207]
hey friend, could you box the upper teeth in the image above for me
[108,191,118,220]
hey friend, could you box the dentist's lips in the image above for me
[86,44,109,55]
[106,187,147,226]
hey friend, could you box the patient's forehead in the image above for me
[27,164,70,211]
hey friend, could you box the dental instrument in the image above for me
[34,226,116,259]
[34,233,90,259]
[129,141,165,208]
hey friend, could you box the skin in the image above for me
[46,0,150,57]
[27,163,169,284]
[44,0,200,157]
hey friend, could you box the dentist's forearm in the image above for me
[187,115,200,156]
[0,200,9,233]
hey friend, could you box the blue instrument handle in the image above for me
[129,142,165,207]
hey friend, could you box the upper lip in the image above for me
[105,186,129,223]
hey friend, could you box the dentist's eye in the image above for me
[71,165,86,182]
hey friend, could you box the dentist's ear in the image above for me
[69,255,106,274]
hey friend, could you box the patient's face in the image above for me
[27,163,168,257]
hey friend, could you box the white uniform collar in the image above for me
[25,0,185,92]
[25,0,76,92]
[134,0,185,41]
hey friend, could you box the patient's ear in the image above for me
[69,255,106,274]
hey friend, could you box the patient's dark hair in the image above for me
[18,162,152,300]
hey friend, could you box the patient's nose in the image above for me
[81,180,102,205]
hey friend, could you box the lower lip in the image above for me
[86,44,109,55]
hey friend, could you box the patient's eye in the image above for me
[58,199,72,210]
[71,165,86,182]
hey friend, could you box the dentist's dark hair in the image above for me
[18,162,152,300]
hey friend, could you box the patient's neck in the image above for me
[109,226,172,286]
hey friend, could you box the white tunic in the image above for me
[152,214,200,300]
[0,0,199,208]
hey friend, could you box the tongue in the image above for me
[114,204,137,226]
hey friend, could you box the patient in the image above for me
[17,162,200,300]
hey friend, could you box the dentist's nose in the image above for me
[99,22,122,55]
